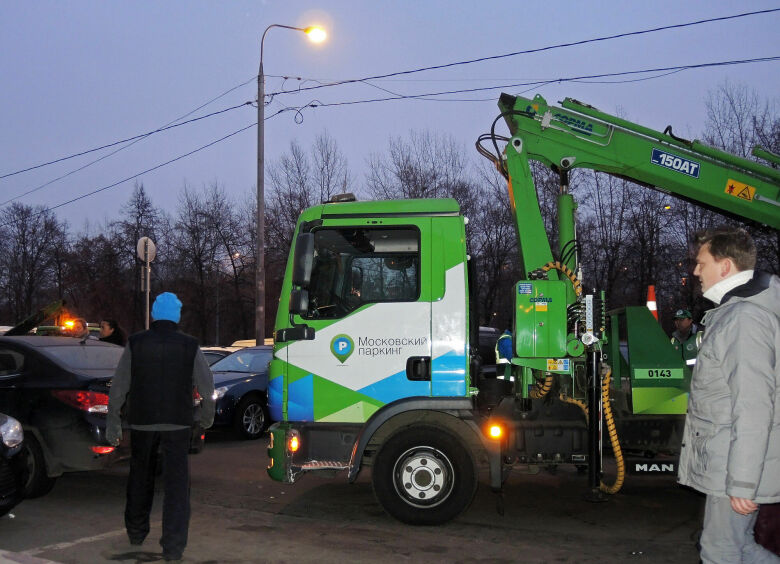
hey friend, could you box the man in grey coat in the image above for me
[678,227,780,563]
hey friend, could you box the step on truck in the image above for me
[266,93,780,525]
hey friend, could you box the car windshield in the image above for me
[42,345,124,371]
[211,349,270,373]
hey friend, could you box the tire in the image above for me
[20,435,56,498]
[233,395,268,440]
[371,426,477,525]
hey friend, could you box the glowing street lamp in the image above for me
[256,24,326,345]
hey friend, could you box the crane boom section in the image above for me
[499,94,780,230]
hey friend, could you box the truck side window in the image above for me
[304,227,420,319]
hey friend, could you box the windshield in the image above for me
[211,349,271,373]
[42,345,124,371]
[304,227,420,319]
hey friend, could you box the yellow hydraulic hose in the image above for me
[558,365,625,494]
[529,374,554,399]
[542,261,582,297]
[541,262,624,491]
[599,366,624,494]
[559,394,588,418]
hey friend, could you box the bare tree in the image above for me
[365,131,469,200]
[579,172,632,302]
[0,203,68,321]
[63,227,128,325]
[168,185,221,342]
[702,80,779,275]
[115,182,164,331]
[468,163,519,325]
[313,131,351,202]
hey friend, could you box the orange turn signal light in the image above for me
[288,435,300,453]
[488,424,503,439]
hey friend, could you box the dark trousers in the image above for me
[125,428,191,557]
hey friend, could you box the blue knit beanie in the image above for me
[151,292,182,323]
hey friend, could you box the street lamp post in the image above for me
[256,23,326,346]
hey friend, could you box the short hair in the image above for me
[101,319,119,331]
[74,317,88,329]
[694,226,756,271]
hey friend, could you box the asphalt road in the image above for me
[0,430,703,563]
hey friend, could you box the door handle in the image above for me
[406,356,431,381]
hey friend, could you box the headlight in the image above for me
[212,386,229,400]
[0,415,23,449]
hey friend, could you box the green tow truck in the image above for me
[266,93,780,525]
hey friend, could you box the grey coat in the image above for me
[678,272,780,503]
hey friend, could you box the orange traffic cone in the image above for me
[646,285,658,320]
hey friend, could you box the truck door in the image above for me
[281,220,433,424]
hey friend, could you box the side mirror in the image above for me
[289,289,309,316]
[292,233,314,288]
[275,325,315,343]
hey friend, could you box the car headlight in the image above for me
[0,415,23,449]
[213,386,229,400]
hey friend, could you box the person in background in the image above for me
[106,292,214,562]
[495,320,513,380]
[99,319,127,347]
[670,309,700,366]
[677,226,779,564]
[72,318,96,340]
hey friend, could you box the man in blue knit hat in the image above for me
[107,292,214,562]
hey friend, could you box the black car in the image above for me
[0,336,127,497]
[210,346,272,440]
[0,412,24,516]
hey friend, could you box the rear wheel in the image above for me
[372,426,477,525]
[233,395,267,440]
[20,435,56,498]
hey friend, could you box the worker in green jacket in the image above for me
[670,309,700,367]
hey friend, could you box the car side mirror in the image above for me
[292,233,314,288]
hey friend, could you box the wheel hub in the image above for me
[393,446,453,508]
[243,404,263,435]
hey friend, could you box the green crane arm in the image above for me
[495,93,780,277]
[5,300,66,336]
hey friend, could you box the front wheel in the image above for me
[372,426,477,525]
[233,395,268,440]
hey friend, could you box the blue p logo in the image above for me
[330,334,354,363]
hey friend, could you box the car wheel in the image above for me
[20,435,56,498]
[372,426,477,526]
[233,396,267,440]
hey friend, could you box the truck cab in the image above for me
[268,197,474,426]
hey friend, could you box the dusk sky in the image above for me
[2,1,778,232]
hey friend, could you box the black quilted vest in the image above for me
[127,320,197,426]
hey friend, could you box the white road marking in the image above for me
[21,522,160,556]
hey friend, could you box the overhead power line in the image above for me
[267,8,780,98]
[1,77,257,208]
[0,107,295,227]
[7,52,777,223]
[3,8,772,186]
[0,101,253,182]
[298,55,780,108]
[44,122,257,214]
